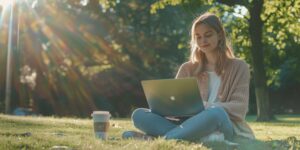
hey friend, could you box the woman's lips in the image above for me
[201,44,210,48]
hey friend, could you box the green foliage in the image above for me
[98,0,119,12]
[149,0,300,89]
[1,0,299,116]
[263,0,300,49]
[1,0,206,116]
[150,0,214,14]
[262,0,300,88]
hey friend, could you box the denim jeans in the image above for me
[131,106,234,141]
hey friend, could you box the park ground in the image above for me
[0,114,300,150]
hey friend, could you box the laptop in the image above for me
[141,78,204,117]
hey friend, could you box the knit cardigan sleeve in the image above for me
[215,60,250,121]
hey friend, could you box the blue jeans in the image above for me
[131,106,234,141]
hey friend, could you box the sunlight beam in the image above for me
[0,0,12,28]
[4,0,15,114]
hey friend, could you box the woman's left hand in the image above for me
[203,101,209,109]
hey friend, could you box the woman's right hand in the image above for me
[203,101,208,109]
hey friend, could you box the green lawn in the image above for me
[0,114,300,150]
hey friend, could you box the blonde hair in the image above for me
[189,12,235,76]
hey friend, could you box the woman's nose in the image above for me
[200,38,207,44]
[203,37,208,43]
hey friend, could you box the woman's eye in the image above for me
[205,34,212,37]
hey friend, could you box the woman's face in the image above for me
[195,24,220,54]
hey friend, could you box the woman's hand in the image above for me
[203,101,209,109]
[203,101,217,109]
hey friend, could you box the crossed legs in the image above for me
[131,106,234,141]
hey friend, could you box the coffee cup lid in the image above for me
[91,111,111,117]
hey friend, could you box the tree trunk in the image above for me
[248,0,273,121]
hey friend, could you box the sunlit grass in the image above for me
[1,114,300,150]
[248,115,300,141]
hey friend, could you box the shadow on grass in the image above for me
[192,136,300,150]
[246,115,300,127]
[0,115,90,129]
[0,118,47,128]
[200,138,271,150]
[120,115,300,149]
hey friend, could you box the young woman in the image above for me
[123,12,255,141]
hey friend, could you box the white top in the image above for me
[207,71,221,103]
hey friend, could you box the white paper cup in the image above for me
[91,111,111,140]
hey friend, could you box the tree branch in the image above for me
[216,0,250,7]
[262,0,297,23]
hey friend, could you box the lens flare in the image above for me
[0,0,12,8]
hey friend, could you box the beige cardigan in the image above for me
[175,58,255,139]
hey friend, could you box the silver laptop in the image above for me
[141,78,204,117]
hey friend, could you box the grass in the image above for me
[0,114,300,150]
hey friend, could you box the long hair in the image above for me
[189,12,235,76]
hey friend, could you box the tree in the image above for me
[1,0,198,116]
[246,0,272,121]
[151,0,300,121]
[2,0,298,117]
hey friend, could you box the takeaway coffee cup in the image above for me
[91,111,111,140]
